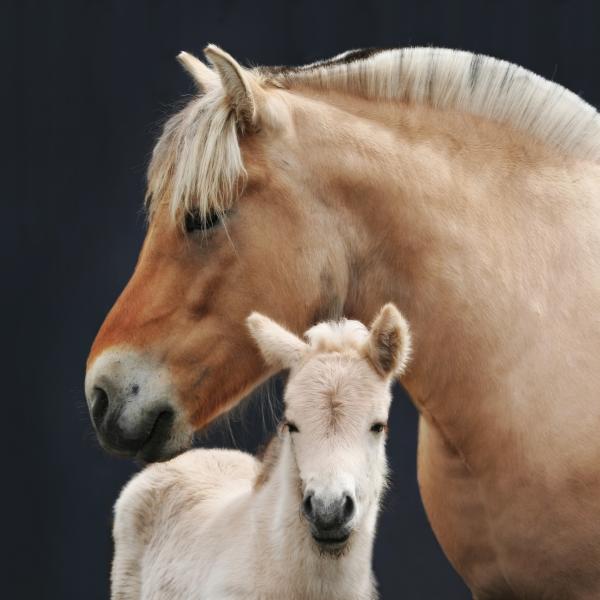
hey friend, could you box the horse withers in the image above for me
[111,304,411,600]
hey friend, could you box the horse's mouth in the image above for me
[136,409,177,463]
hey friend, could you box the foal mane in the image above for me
[146,47,600,222]
[254,433,281,489]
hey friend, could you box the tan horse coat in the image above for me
[87,47,600,598]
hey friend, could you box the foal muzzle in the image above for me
[302,490,356,549]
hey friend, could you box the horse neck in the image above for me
[250,439,375,598]
[291,89,600,456]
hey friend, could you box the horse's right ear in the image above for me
[204,44,261,132]
[246,313,308,370]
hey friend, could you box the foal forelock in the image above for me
[305,319,369,354]
[146,46,600,224]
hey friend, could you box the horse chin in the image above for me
[135,414,193,464]
[96,413,192,464]
[136,443,188,464]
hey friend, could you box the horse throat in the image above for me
[305,94,600,459]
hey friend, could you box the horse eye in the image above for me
[370,422,387,434]
[184,210,221,233]
[285,421,299,433]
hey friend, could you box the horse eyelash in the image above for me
[184,209,221,233]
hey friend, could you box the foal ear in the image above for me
[204,44,259,132]
[246,313,308,370]
[366,303,412,377]
[177,51,220,94]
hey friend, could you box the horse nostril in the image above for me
[91,386,109,428]
[343,494,355,521]
[302,492,315,520]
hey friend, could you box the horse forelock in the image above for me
[145,85,247,225]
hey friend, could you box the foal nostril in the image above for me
[303,492,355,532]
[343,494,355,521]
[302,492,315,521]
[91,386,109,428]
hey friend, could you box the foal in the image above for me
[111,304,411,600]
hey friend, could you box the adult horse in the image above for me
[86,46,600,598]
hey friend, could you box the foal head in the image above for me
[247,303,411,553]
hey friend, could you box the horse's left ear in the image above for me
[246,313,309,370]
[366,303,412,377]
[177,51,220,94]
[204,44,260,132]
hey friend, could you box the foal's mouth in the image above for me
[312,531,351,551]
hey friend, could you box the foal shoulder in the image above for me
[114,448,258,542]
[166,447,260,498]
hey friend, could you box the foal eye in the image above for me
[184,209,221,233]
[285,421,299,433]
[370,422,387,434]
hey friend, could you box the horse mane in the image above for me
[146,47,600,222]
[272,47,600,160]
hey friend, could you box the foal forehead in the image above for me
[286,354,387,420]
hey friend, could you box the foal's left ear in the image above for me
[246,313,309,370]
[366,303,412,378]
[204,44,261,132]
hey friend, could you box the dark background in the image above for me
[5,1,600,598]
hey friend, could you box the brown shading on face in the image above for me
[86,130,351,459]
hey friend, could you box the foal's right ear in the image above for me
[246,313,308,370]
[366,303,412,378]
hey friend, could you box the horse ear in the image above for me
[204,44,259,132]
[366,303,412,377]
[177,51,219,94]
[246,312,308,370]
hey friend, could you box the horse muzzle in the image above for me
[85,348,192,462]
